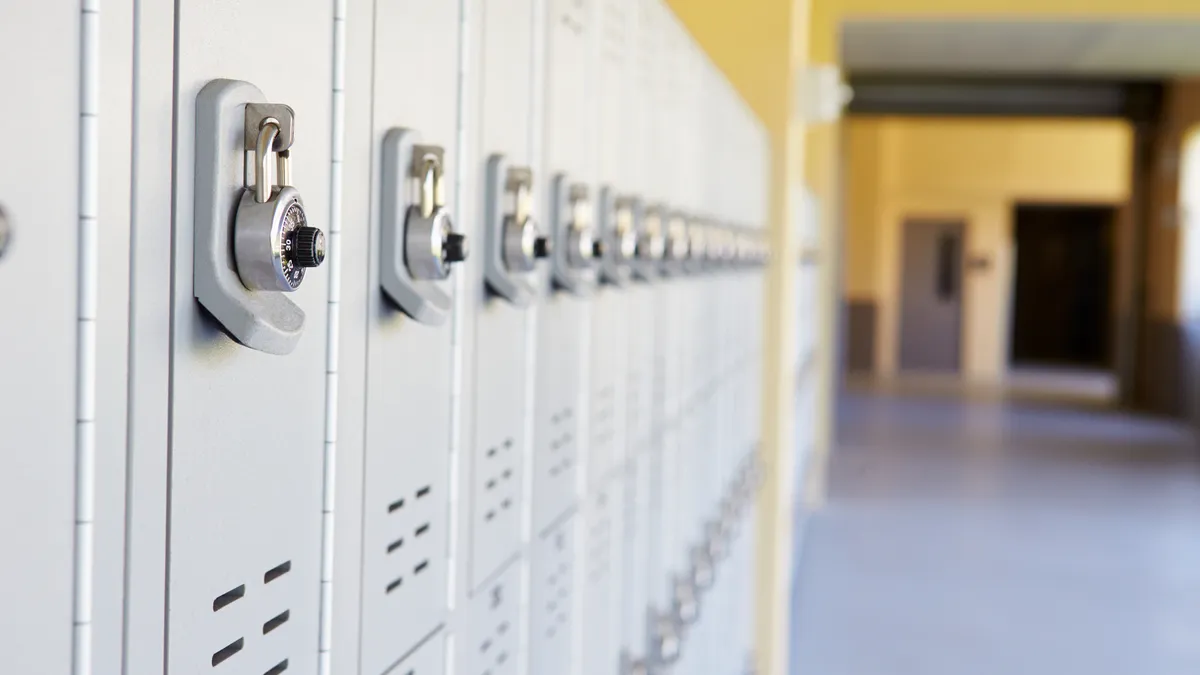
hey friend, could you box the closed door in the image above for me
[899,220,964,372]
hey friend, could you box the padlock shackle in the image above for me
[255,119,281,204]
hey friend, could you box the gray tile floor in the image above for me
[790,388,1200,675]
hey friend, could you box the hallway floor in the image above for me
[790,388,1200,675]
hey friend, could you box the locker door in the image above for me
[529,519,577,675]
[167,2,334,673]
[0,3,79,672]
[463,0,538,591]
[581,482,622,675]
[532,0,595,537]
[356,2,463,672]
[463,564,524,675]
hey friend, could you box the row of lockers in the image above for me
[0,0,769,674]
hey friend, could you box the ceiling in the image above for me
[842,21,1200,78]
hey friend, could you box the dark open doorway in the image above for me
[1010,204,1115,369]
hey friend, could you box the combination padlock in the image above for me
[502,168,550,273]
[664,213,690,269]
[609,196,638,262]
[565,185,598,269]
[672,573,700,627]
[405,146,468,280]
[234,108,325,292]
[637,208,666,261]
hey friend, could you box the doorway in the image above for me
[1010,204,1115,369]
[899,219,965,372]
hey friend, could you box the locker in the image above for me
[463,563,524,675]
[462,0,541,591]
[166,1,333,672]
[350,1,465,672]
[532,0,597,537]
[0,3,80,672]
[580,479,624,675]
[529,517,578,675]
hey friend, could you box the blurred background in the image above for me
[675,1,1200,673]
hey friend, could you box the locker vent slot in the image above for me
[211,637,244,667]
[386,577,403,593]
[388,498,406,513]
[262,609,290,635]
[212,585,245,612]
[264,659,289,675]
[416,485,431,499]
[414,560,429,574]
[387,537,404,554]
[264,561,291,584]
[415,523,430,537]
[480,436,517,530]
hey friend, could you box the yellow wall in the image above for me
[846,117,1133,379]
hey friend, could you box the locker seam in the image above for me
[355,1,381,672]
[159,0,182,670]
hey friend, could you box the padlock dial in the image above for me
[234,186,321,293]
[404,207,464,281]
[503,214,542,272]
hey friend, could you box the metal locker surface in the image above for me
[533,0,596,537]
[385,632,446,675]
[529,517,578,675]
[463,0,538,591]
[357,1,462,671]
[462,561,523,675]
[0,3,78,672]
[581,478,624,675]
[588,287,626,486]
[167,1,333,673]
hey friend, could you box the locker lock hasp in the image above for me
[405,146,468,281]
[235,104,325,292]
[550,176,599,294]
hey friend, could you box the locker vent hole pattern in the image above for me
[547,410,575,480]
[483,438,517,523]
[592,387,616,451]
[542,536,573,640]
[587,492,612,584]
[210,561,294,669]
[479,578,517,675]
[385,484,436,594]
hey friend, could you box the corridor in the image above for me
[790,389,1200,675]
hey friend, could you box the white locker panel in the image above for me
[463,563,523,675]
[356,2,462,671]
[529,517,578,675]
[166,1,333,673]
[589,288,626,485]
[388,632,446,675]
[0,3,78,672]
[464,0,539,591]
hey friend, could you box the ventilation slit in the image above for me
[264,659,289,675]
[211,638,244,667]
[386,577,403,593]
[388,498,405,513]
[262,609,290,635]
[414,560,429,575]
[212,585,245,612]
[481,639,492,653]
[264,561,291,584]
[416,485,431,499]
[415,523,430,537]
[387,537,404,554]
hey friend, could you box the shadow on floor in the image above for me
[790,388,1200,675]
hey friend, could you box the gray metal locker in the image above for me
[340,1,466,673]
[461,0,541,593]
[529,517,578,675]
[463,562,524,675]
[166,2,335,672]
[0,3,80,672]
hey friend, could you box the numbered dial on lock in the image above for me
[566,188,599,268]
[235,112,325,292]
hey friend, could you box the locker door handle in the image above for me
[194,79,309,355]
